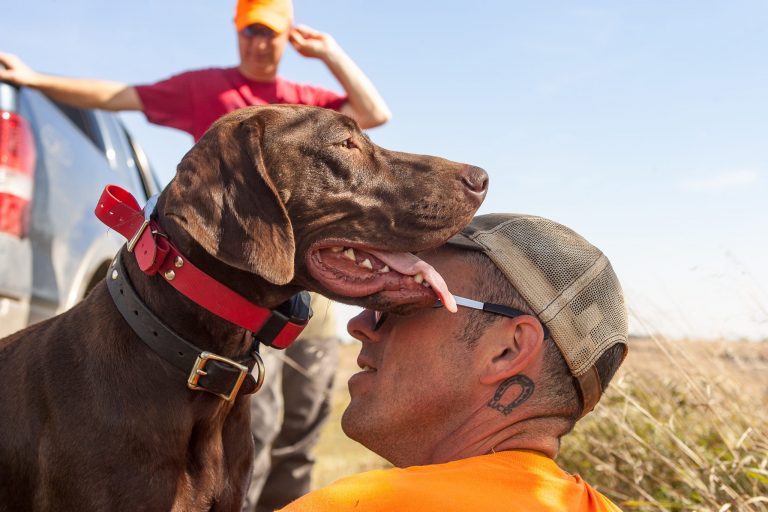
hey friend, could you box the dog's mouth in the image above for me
[306,241,457,312]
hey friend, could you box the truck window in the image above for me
[121,124,162,198]
[52,102,107,155]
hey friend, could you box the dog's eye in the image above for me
[338,138,357,150]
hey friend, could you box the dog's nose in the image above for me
[460,165,489,197]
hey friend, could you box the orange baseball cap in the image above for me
[235,0,293,34]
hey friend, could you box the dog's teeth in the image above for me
[360,258,373,270]
[413,273,424,284]
[378,265,391,273]
[422,281,431,288]
[343,248,356,261]
[330,246,344,252]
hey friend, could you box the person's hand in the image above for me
[0,53,39,87]
[289,25,341,61]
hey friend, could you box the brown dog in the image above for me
[0,105,487,511]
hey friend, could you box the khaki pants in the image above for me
[244,295,339,512]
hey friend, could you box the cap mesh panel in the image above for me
[470,215,628,377]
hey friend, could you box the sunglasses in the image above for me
[240,24,278,39]
[372,295,550,338]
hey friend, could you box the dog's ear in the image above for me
[162,112,295,285]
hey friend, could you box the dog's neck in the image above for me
[117,203,302,356]
[158,213,301,305]
[120,248,253,357]
[157,191,303,308]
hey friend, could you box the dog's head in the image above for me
[160,105,487,311]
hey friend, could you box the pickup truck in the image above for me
[0,79,162,336]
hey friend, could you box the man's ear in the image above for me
[161,111,295,285]
[478,316,546,386]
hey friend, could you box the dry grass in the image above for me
[313,337,768,511]
[560,336,768,511]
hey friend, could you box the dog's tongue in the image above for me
[366,250,457,313]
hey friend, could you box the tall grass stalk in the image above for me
[559,323,768,511]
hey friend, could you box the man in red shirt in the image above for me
[0,1,390,137]
[0,1,390,511]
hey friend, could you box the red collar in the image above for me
[94,185,308,349]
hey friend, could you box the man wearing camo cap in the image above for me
[281,213,628,511]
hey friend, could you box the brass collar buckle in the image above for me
[187,351,258,401]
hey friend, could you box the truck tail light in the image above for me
[0,110,36,237]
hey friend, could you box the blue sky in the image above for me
[3,1,766,340]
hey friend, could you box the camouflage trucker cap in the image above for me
[446,213,628,417]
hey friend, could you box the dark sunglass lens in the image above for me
[372,311,388,331]
[243,24,275,38]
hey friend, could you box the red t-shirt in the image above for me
[135,67,347,141]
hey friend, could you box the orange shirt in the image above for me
[279,450,621,512]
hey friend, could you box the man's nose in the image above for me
[252,37,269,50]
[347,310,378,343]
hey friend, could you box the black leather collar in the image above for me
[107,251,264,401]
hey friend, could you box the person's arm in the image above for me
[0,52,142,111]
[289,26,391,129]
